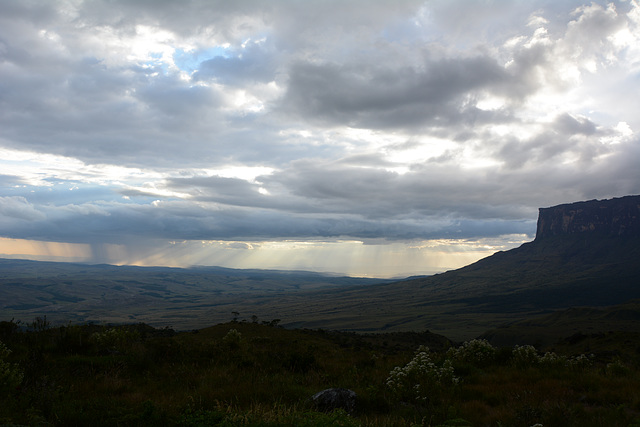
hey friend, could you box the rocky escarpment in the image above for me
[535,195,640,240]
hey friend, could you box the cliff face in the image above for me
[535,195,640,240]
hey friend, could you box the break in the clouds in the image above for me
[0,0,639,277]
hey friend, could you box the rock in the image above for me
[310,388,357,414]
[535,195,640,240]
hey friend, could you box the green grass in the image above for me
[1,320,640,426]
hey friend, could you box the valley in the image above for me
[1,196,640,426]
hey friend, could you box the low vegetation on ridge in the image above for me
[1,318,639,426]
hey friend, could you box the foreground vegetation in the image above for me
[1,318,640,426]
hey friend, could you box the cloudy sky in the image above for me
[0,0,638,277]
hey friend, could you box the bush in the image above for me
[90,327,141,353]
[568,353,594,370]
[538,351,565,366]
[0,340,24,393]
[386,346,460,407]
[606,359,629,377]
[222,329,244,350]
[446,339,497,367]
[511,345,540,368]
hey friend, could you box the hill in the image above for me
[0,259,389,329]
[215,195,640,340]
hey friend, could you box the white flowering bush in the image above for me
[510,346,596,372]
[567,353,594,370]
[511,345,540,368]
[446,339,497,366]
[538,351,568,368]
[386,346,460,406]
[0,341,23,392]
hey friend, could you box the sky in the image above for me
[0,0,639,278]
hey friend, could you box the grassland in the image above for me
[1,319,639,426]
[0,258,391,331]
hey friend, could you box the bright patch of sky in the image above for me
[56,236,529,278]
[173,45,231,73]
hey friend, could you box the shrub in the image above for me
[222,328,244,350]
[606,359,629,377]
[567,353,594,370]
[90,327,141,353]
[446,339,497,367]
[0,340,24,393]
[386,346,460,407]
[538,351,569,368]
[0,320,20,341]
[511,345,540,368]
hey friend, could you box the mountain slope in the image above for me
[229,235,639,340]
[223,196,640,339]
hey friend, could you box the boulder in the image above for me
[310,388,357,414]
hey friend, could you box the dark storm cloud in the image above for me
[259,160,537,220]
[151,159,542,240]
[280,56,512,129]
[135,79,223,122]
[165,175,264,206]
[0,195,535,244]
